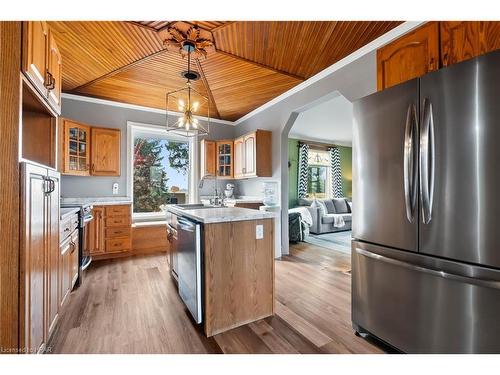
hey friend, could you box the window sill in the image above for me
[133,212,167,223]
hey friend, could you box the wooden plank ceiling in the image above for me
[48,21,402,121]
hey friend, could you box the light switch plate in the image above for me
[112,182,119,195]
[256,224,264,240]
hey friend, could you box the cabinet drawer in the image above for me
[105,216,131,227]
[105,205,130,217]
[105,237,131,253]
[70,214,79,233]
[105,227,131,238]
[60,218,73,242]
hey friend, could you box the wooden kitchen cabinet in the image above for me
[47,30,62,112]
[234,130,272,179]
[61,119,91,176]
[377,22,439,90]
[88,206,105,255]
[441,21,500,67]
[60,120,121,177]
[22,21,62,114]
[59,236,72,306]
[377,21,500,91]
[216,141,234,178]
[22,21,49,97]
[46,170,61,337]
[234,137,244,178]
[20,162,60,354]
[91,127,121,176]
[90,205,131,259]
[201,139,216,178]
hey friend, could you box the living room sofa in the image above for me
[297,198,352,234]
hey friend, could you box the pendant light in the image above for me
[165,41,210,138]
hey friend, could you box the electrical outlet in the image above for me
[112,182,119,195]
[256,224,264,240]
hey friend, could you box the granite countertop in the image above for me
[60,207,80,220]
[167,206,275,224]
[61,197,132,206]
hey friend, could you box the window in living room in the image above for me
[307,149,331,198]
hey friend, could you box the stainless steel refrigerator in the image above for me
[352,50,500,353]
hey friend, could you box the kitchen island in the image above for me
[166,205,276,337]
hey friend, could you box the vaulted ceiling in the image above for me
[48,21,402,121]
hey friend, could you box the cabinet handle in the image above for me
[44,70,55,90]
[70,241,76,253]
[91,164,95,173]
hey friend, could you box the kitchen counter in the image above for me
[167,205,275,224]
[60,207,80,220]
[61,197,132,206]
[167,203,276,336]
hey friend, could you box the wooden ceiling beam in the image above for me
[195,58,220,119]
[70,48,169,93]
[126,21,159,32]
[214,48,305,81]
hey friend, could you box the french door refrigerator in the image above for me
[352,50,500,353]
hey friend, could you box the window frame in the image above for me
[127,121,197,222]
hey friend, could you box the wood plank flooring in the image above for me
[47,242,388,354]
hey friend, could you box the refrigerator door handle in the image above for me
[403,103,418,222]
[420,98,435,224]
[355,247,500,290]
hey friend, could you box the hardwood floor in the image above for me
[48,242,388,354]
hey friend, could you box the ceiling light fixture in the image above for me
[165,41,210,138]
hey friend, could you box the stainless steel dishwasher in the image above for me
[176,216,203,324]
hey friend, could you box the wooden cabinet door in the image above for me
[377,22,439,90]
[22,21,49,96]
[70,231,79,288]
[201,139,216,177]
[479,21,500,55]
[62,119,91,176]
[47,31,62,113]
[91,127,121,176]
[46,170,60,337]
[20,163,47,353]
[243,133,256,177]
[59,236,71,307]
[89,207,105,255]
[216,141,233,178]
[234,137,244,178]
[441,21,500,67]
[440,21,481,67]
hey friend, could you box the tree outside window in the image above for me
[133,137,189,213]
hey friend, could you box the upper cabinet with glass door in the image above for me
[61,119,91,176]
[216,141,233,178]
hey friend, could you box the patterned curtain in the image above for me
[329,147,343,198]
[298,143,309,198]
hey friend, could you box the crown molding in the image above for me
[233,21,426,125]
[61,93,235,126]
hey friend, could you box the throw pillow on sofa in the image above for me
[332,198,349,214]
[311,199,327,216]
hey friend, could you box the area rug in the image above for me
[305,230,352,255]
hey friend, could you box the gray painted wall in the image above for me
[234,51,378,253]
[61,97,235,198]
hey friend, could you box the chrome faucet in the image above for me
[198,173,223,206]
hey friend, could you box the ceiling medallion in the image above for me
[165,46,210,138]
[163,26,214,59]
